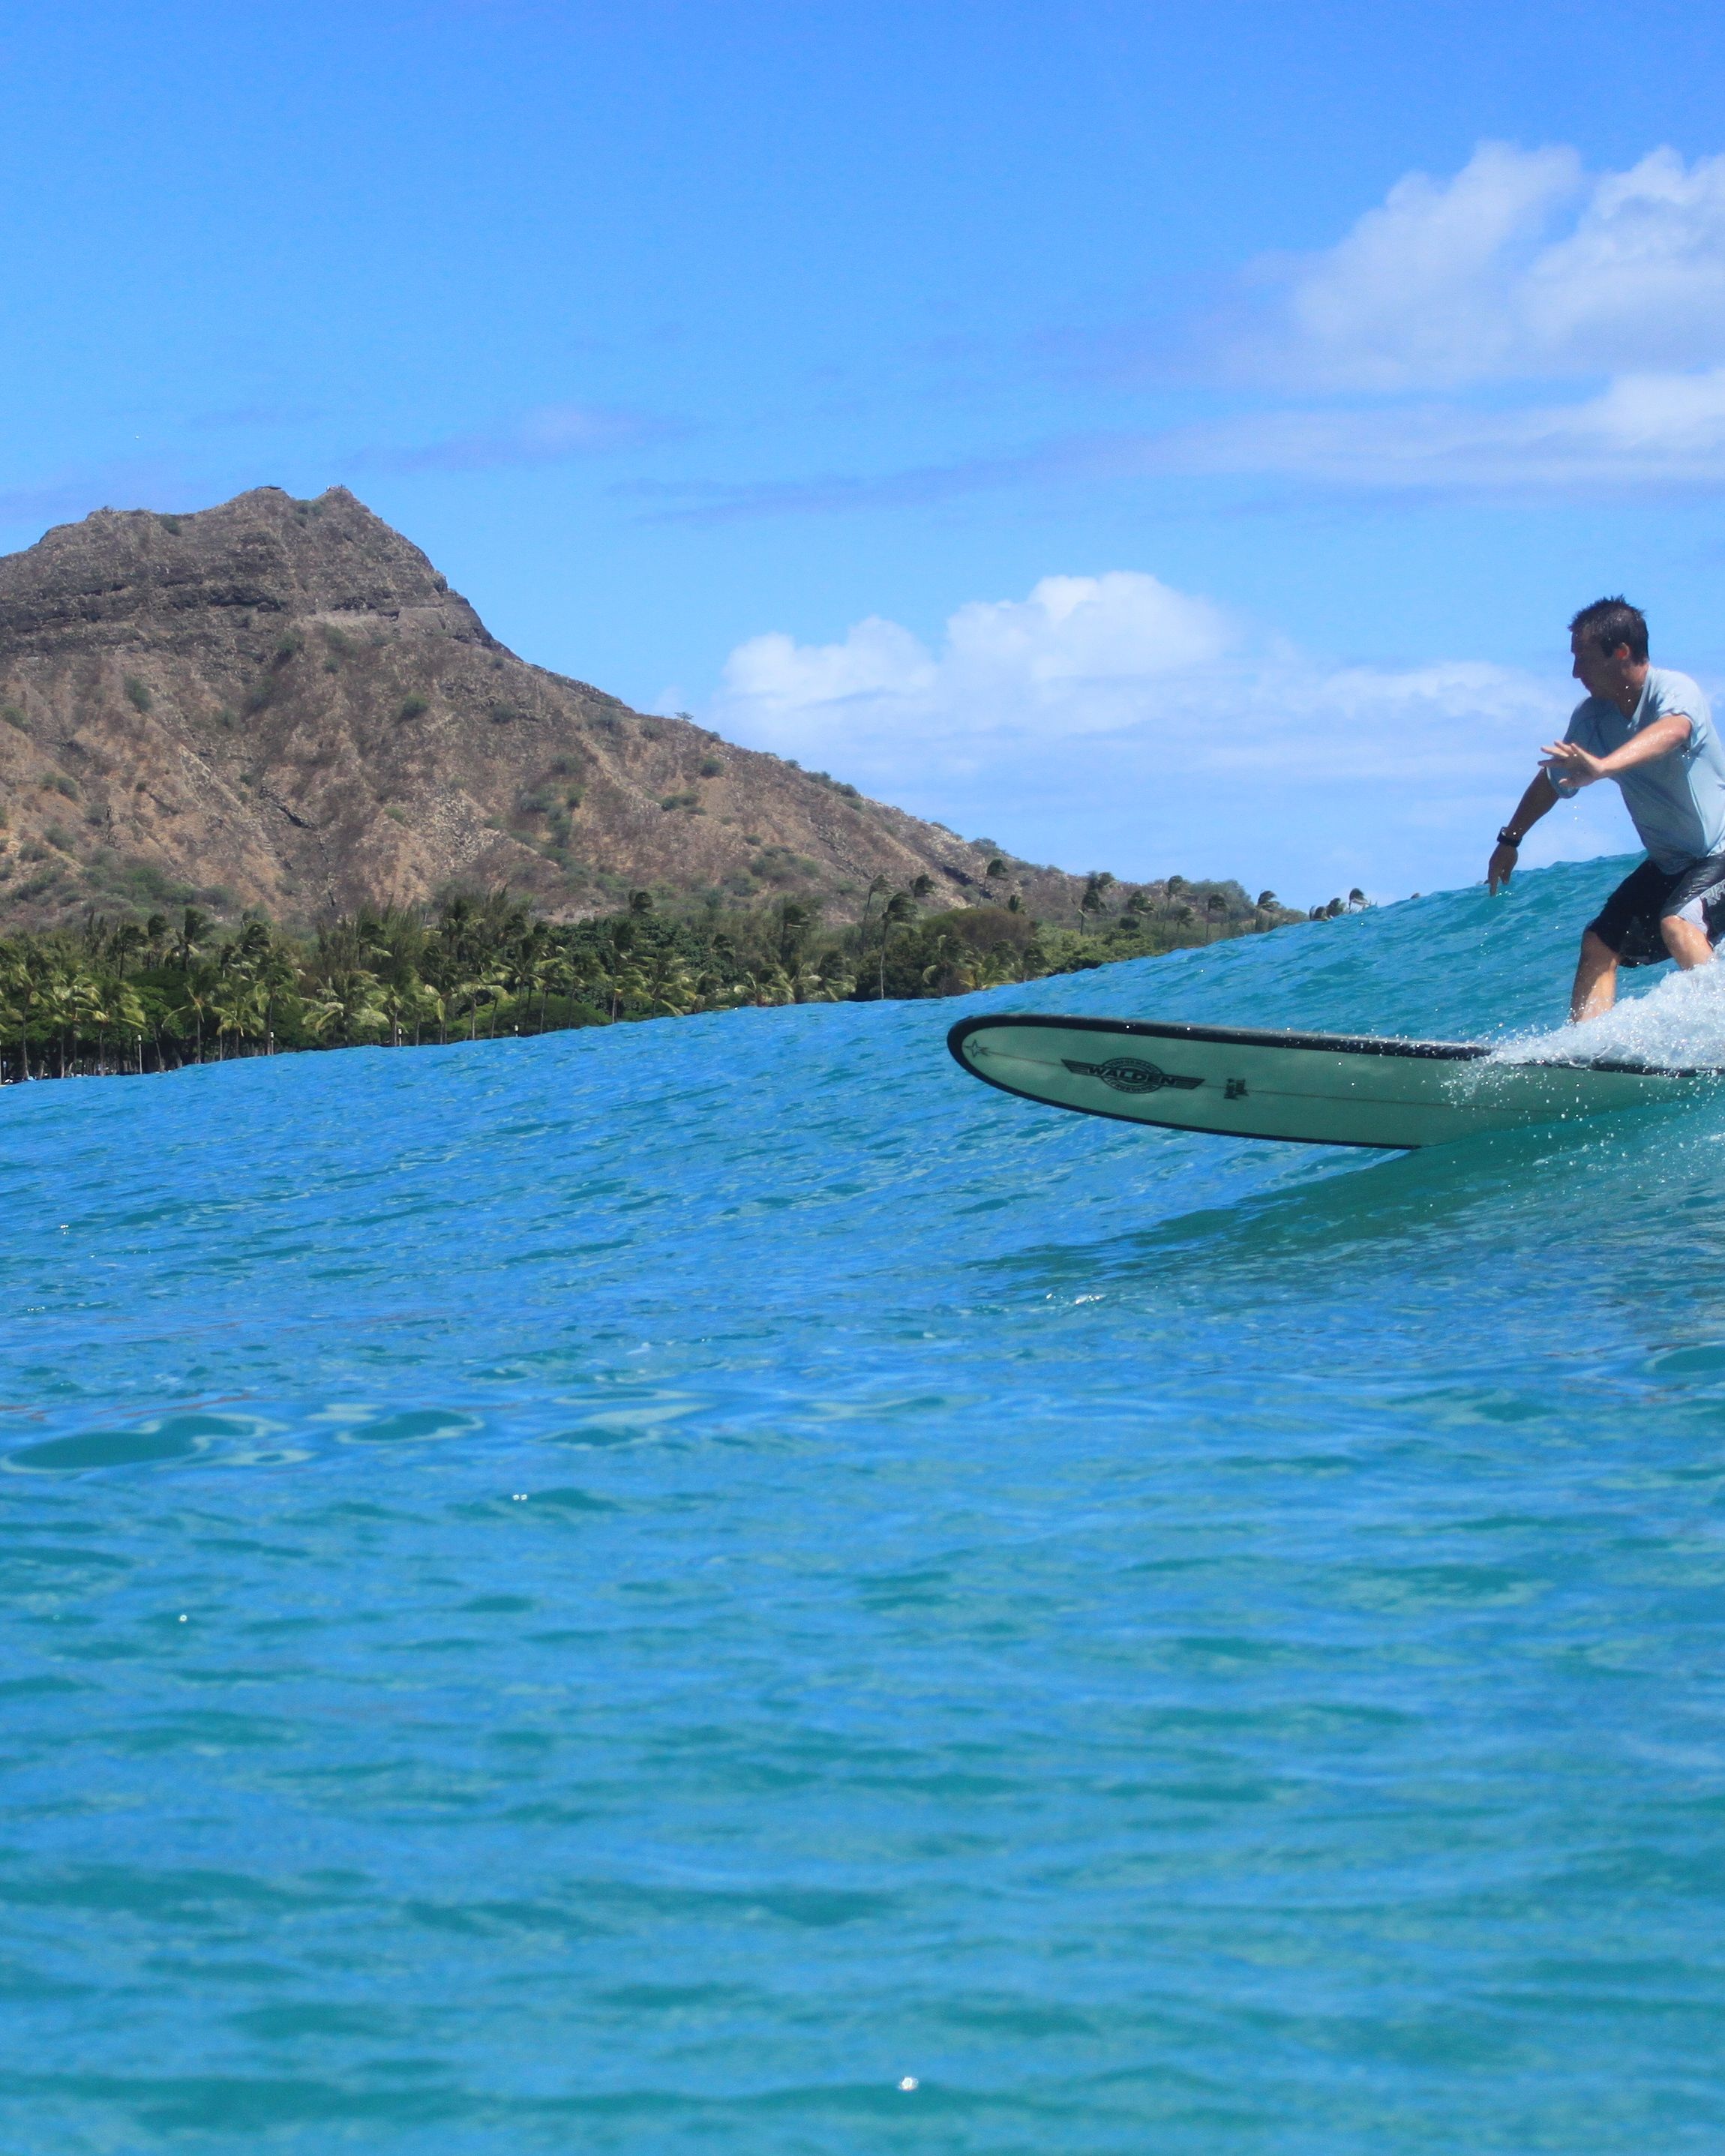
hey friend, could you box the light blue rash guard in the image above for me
[1560,667,1725,872]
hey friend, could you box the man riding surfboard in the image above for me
[1488,597,1725,1021]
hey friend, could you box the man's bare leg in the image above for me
[1661,914,1715,970]
[1570,929,1618,1021]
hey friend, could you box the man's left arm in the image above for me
[1541,714,1692,787]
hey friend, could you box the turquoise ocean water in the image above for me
[8,853,1725,2152]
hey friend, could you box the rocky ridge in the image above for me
[0,487,1114,931]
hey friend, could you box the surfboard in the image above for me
[946,1012,1725,1150]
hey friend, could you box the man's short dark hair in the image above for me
[1570,595,1648,663]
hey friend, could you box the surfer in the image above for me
[1487,597,1725,1021]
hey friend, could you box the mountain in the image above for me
[0,486,1126,931]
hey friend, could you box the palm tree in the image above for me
[857,874,891,960]
[34,964,83,1080]
[374,972,422,1049]
[496,921,554,1034]
[776,898,812,970]
[108,982,148,1075]
[69,967,105,1075]
[608,959,652,1018]
[811,950,855,1000]
[171,907,211,972]
[744,962,794,1007]
[416,981,448,1046]
[453,963,508,1041]
[784,960,838,1003]
[961,946,1021,992]
[0,982,21,1083]
[172,964,220,1062]
[303,969,386,1045]
[109,921,148,979]
[0,946,40,1081]
[526,949,560,1033]
[209,976,262,1057]
[877,891,916,1000]
[641,952,698,1016]
[1081,871,1114,918]
[604,954,626,1024]
[70,966,110,1072]
[232,918,274,975]
[254,951,298,1054]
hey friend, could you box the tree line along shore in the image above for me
[0,871,1340,1082]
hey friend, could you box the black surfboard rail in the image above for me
[946,1012,1724,1083]
[948,1011,1489,1070]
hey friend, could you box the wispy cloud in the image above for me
[706,568,1628,901]
[351,401,681,476]
[620,445,1066,522]
[624,376,1725,519]
[616,433,1156,521]
[622,143,1725,517]
[1114,368,1725,494]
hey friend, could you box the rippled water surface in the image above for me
[8,855,1725,2152]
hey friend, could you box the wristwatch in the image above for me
[1496,826,1521,848]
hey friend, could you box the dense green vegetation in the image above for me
[0,874,1310,1081]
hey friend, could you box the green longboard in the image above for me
[946,1012,1725,1150]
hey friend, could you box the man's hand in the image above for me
[1490,768,1558,888]
[1540,739,1606,787]
[1542,714,1690,788]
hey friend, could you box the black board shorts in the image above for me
[1587,852,1725,967]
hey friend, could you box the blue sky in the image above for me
[4,0,1725,904]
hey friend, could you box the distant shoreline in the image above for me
[0,883,1322,1084]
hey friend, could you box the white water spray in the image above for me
[1490,959,1725,1071]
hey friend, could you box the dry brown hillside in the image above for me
[0,486,1107,931]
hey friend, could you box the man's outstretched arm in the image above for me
[1487,770,1560,892]
[1540,713,1692,787]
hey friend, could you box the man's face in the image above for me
[1571,631,1635,702]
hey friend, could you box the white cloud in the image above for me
[1261,142,1581,390]
[722,573,1228,743]
[1152,365,1725,490]
[1111,142,1725,493]
[710,572,1634,904]
[1251,142,1725,390]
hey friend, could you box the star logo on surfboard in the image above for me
[1060,1055,1204,1095]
